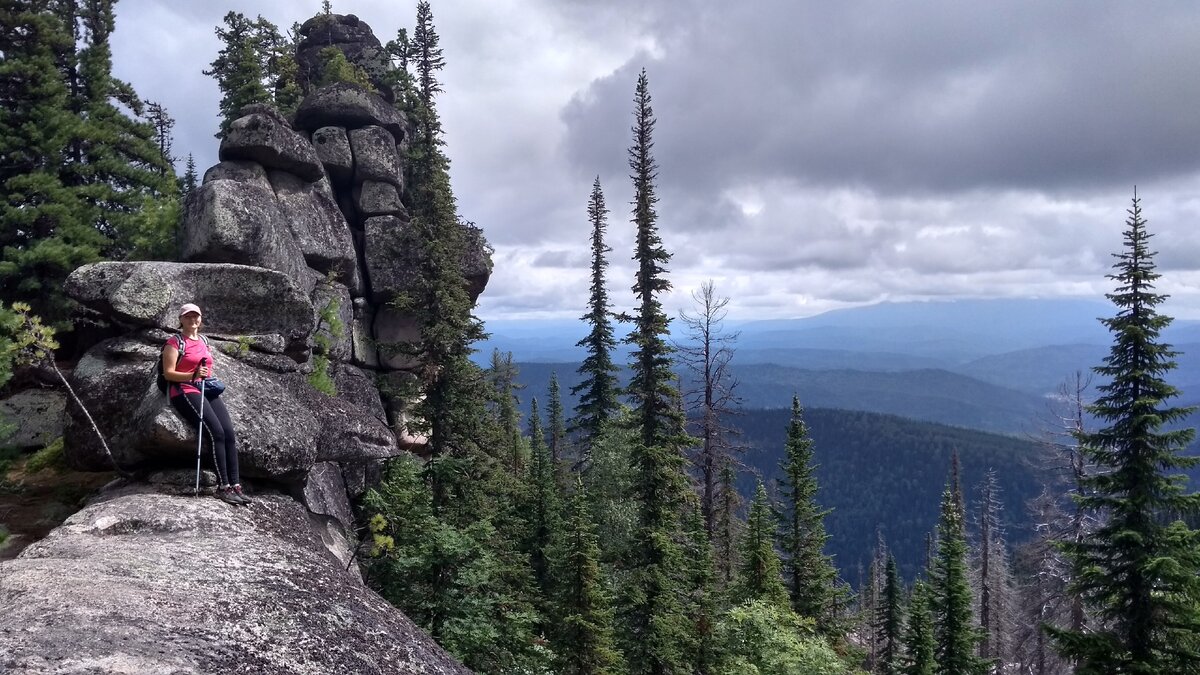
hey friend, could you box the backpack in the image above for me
[155,334,210,395]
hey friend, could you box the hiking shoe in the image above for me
[232,485,253,504]
[216,487,243,506]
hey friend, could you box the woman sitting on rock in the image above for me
[162,303,250,505]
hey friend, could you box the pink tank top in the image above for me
[166,335,215,398]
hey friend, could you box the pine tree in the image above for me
[777,396,840,634]
[876,555,905,675]
[1049,193,1200,674]
[616,69,693,675]
[930,475,989,675]
[973,470,1014,671]
[732,481,790,610]
[179,153,198,199]
[571,177,620,457]
[548,371,567,470]
[903,580,938,675]
[548,479,624,674]
[676,280,742,536]
[143,100,174,170]
[683,502,721,673]
[489,349,523,469]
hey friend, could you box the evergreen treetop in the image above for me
[733,481,791,610]
[1050,193,1200,674]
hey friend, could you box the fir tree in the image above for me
[204,12,269,136]
[903,580,937,675]
[143,100,174,169]
[1050,193,1200,674]
[683,502,720,673]
[876,555,904,675]
[488,349,523,469]
[930,478,989,675]
[618,70,693,675]
[548,371,566,470]
[777,396,840,634]
[732,481,790,610]
[571,177,620,457]
[548,480,624,674]
[180,153,198,199]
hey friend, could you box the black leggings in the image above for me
[171,392,240,486]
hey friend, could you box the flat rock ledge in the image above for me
[0,484,471,674]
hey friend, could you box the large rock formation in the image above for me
[0,14,491,672]
[0,484,470,674]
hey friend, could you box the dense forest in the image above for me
[4,1,1200,673]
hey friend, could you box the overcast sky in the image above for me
[111,1,1200,321]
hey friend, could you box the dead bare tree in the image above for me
[675,280,743,536]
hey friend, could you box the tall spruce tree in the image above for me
[526,396,560,597]
[930,477,989,675]
[489,349,523,469]
[777,396,840,634]
[571,177,620,456]
[1049,194,1200,674]
[548,479,624,674]
[733,481,790,610]
[876,555,905,675]
[618,69,693,675]
[204,12,269,136]
[713,456,742,590]
[683,502,721,673]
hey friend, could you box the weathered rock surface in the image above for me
[182,180,311,287]
[311,126,354,184]
[294,83,407,141]
[219,111,324,182]
[64,337,320,480]
[279,372,399,465]
[373,308,423,371]
[356,180,407,217]
[0,485,470,674]
[0,389,65,450]
[363,215,421,304]
[296,15,394,102]
[65,261,314,339]
[350,125,403,186]
[310,279,354,362]
[269,170,359,289]
[301,461,356,535]
[202,159,272,190]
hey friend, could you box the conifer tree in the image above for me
[548,371,566,469]
[713,456,742,590]
[205,12,269,136]
[571,177,620,456]
[778,396,840,634]
[733,482,790,610]
[180,153,198,199]
[930,478,989,675]
[876,555,904,675]
[548,480,624,674]
[617,69,693,675]
[526,396,560,597]
[973,470,1014,670]
[903,580,937,675]
[1050,193,1200,674]
[683,501,721,673]
[489,349,523,469]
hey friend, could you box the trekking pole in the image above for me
[193,357,208,497]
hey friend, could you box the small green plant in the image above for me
[222,335,252,357]
[308,279,345,396]
[0,524,9,546]
[316,46,375,90]
[25,437,65,474]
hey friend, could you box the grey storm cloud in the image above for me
[561,1,1200,195]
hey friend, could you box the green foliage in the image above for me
[682,502,721,672]
[714,600,848,675]
[0,1,175,328]
[582,417,638,568]
[525,398,560,597]
[714,457,741,590]
[308,291,343,396]
[733,481,790,609]
[24,437,65,474]
[1050,194,1200,674]
[930,479,988,675]
[489,349,523,467]
[316,46,374,90]
[547,480,625,674]
[547,372,566,469]
[875,556,904,675]
[363,454,548,673]
[902,580,937,675]
[571,177,620,454]
[777,397,842,634]
[204,13,300,134]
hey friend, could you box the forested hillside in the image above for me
[735,407,1045,582]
